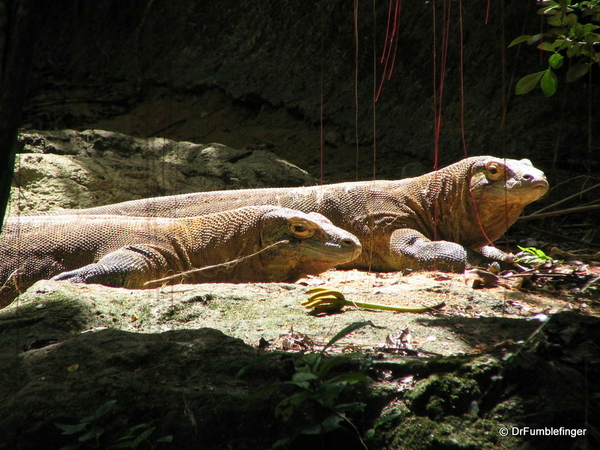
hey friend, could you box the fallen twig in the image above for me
[143,240,289,287]
[519,204,600,221]
[530,182,600,215]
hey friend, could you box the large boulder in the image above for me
[10,129,315,213]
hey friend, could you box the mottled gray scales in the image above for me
[47,156,548,273]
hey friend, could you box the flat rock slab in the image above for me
[0,270,597,449]
[0,269,576,356]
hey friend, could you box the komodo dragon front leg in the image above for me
[51,244,177,288]
[390,229,508,272]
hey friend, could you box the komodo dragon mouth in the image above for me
[298,240,363,263]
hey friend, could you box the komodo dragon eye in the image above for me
[289,220,315,238]
[485,161,505,180]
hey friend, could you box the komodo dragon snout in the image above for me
[0,206,361,309]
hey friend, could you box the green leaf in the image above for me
[316,355,348,379]
[517,246,552,261]
[292,372,319,383]
[275,392,309,420]
[320,414,345,433]
[131,427,155,447]
[509,35,534,47]
[585,32,600,42]
[548,15,563,25]
[273,437,293,448]
[538,41,557,51]
[529,34,543,44]
[334,401,367,412]
[321,321,375,353]
[567,45,582,57]
[320,380,348,395]
[55,422,89,436]
[549,52,564,68]
[515,71,545,94]
[566,62,591,81]
[94,400,117,419]
[78,426,105,443]
[566,13,579,26]
[296,353,322,373]
[538,6,559,15]
[300,415,344,435]
[541,69,558,96]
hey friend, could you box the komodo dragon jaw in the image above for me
[463,157,549,246]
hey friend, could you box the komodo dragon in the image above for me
[41,156,549,273]
[0,206,361,308]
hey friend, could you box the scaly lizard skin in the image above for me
[0,206,361,308]
[41,156,549,273]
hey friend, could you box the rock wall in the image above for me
[27,0,599,176]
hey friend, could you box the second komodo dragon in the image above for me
[0,206,361,308]
[43,156,549,272]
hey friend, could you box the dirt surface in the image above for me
[5,270,591,356]
[1,265,599,449]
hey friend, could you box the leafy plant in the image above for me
[272,351,369,448]
[109,423,173,449]
[239,321,375,448]
[55,399,117,450]
[55,400,172,449]
[516,245,554,264]
[510,0,600,96]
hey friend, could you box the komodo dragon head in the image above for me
[452,156,549,247]
[468,157,549,204]
[257,208,362,281]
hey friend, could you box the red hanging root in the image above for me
[433,1,451,169]
[375,0,401,102]
[459,0,468,157]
